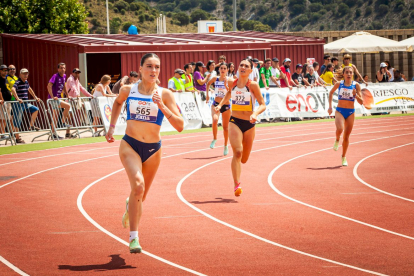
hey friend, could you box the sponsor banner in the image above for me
[195,91,223,126]
[173,92,203,131]
[97,97,127,136]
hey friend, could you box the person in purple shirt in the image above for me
[47,63,73,139]
[193,61,209,100]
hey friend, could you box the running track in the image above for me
[0,116,413,275]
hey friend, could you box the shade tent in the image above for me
[324,31,413,53]
[400,36,414,48]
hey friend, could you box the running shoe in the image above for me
[333,140,339,151]
[342,157,348,167]
[234,183,242,197]
[122,197,129,229]
[210,139,217,149]
[129,237,142,254]
[223,145,229,156]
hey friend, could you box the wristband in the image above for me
[167,114,173,120]
[110,124,115,128]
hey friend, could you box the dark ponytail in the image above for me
[140,53,160,66]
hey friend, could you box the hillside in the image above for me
[83,0,414,34]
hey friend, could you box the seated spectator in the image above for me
[320,63,337,86]
[392,70,405,82]
[168,68,186,92]
[112,71,139,94]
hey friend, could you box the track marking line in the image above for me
[268,133,414,242]
[176,134,412,275]
[0,255,29,276]
[353,142,414,203]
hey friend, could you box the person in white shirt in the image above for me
[269,58,281,87]
[236,57,259,82]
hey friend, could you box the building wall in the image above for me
[0,36,3,65]
[2,36,79,101]
[270,44,324,68]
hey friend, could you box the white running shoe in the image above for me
[333,140,339,151]
[342,157,348,167]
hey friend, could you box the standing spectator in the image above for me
[11,68,41,144]
[305,65,324,87]
[384,61,395,82]
[312,62,326,85]
[392,70,405,82]
[251,58,260,82]
[168,69,186,92]
[0,65,12,137]
[292,64,309,87]
[214,55,226,74]
[376,62,391,83]
[66,68,93,98]
[280,58,295,89]
[112,71,139,94]
[321,63,337,86]
[193,61,208,100]
[320,55,331,74]
[47,62,72,139]
[342,54,367,85]
[6,65,18,101]
[331,57,340,72]
[227,62,235,78]
[269,58,281,87]
[182,63,195,92]
[363,75,369,83]
[205,60,217,84]
[259,58,272,90]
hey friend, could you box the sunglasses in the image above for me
[1,69,8,72]
[8,68,16,71]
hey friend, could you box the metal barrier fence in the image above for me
[0,102,15,145]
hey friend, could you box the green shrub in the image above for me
[365,7,372,16]
[355,8,361,17]
[190,9,209,23]
[378,4,388,16]
[114,0,129,10]
[174,12,190,26]
[401,10,409,18]
[139,14,145,23]
[200,0,217,11]
[240,0,246,10]
[113,7,119,13]
[371,21,383,29]
[337,3,350,16]
[309,3,323,12]
[122,22,132,32]
[120,9,126,15]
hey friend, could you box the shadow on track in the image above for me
[307,166,342,170]
[184,155,223,160]
[190,197,238,204]
[58,254,135,272]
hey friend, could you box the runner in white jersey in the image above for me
[206,62,232,155]
[105,53,184,253]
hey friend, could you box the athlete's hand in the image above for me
[328,107,333,115]
[214,105,221,112]
[352,88,357,97]
[105,127,115,143]
[152,92,163,107]
[250,113,258,124]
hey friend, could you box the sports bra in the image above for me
[337,80,356,102]
[214,77,227,99]
[126,83,164,126]
[231,78,255,112]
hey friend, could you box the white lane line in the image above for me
[353,142,414,203]
[0,255,29,276]
[175,138,407,275]
[268,133,414,241]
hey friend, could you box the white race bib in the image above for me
[232,89,251,106]
[339,88,354,100]
[129,99,158,122]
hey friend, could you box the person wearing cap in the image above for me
[66,68,93,98]
[269,58,281,88]
[320,55,331,75]
[342,54,367,85]
[193,61,209,100]
[6,65,18,100]
[112,71,139,94]
[168,69,186,92]
[0,65,12,137]
[376,62,392,83]
[11,68,41,143]
[280,58,296,89]
[292,64,310,87]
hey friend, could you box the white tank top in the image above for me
[93,84,107,98]
[214,77,227,99]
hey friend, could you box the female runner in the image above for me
[206,62,231,155]
[328,66,363,166]
[105,53,184,253]
[215,59,266,196]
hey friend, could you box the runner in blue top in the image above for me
[328,66,364,166]
[105,53,184,254]
[206,62,232,155]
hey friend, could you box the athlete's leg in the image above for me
[229,122,243,187]
[241,126,255,164]
[222,109,231,147]
[342,113,355,157]
[141,149,162,202]
[211,105,219,141]
[335,111,345,142]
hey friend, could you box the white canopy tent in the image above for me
[400,36,414,48]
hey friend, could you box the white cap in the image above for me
[380,62,387,68]
[284,58,292,63]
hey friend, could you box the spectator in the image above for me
[384,61,395,82]
[363,75,369,83]
[168,68,186,92]
[342,54,367,85]
[259,58,272,90]
[269,58,281,87]
[392,70,405,82]
[331,57,340,72]
[312,62,327,85]
[205,60,217,83]
[320,55,331,74]
[251,58,260,82]
[227,62,235,78]
[321,63,337,86]
[6,65,18,101]
[47,62,72,139]
[411,76,414,81]
[0,65,12,137]
[66,68,93,98]
[280,58,295,89]
[376,62,391,83]
[92,75,116,134]
[112,71,139,94]
[11,68,41,144]
[214,55,226,74]
[292,64,306,87]
[194,61,208,100]
[182,63,195,92]
[305,65,323,87]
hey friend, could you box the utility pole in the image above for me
[106,0,110,34]
[233,0,236,31]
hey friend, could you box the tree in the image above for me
[261,13,283,28]
[190,9,209,23]
[122,22,132,32]
[174,12,190,26]
[114,0,129,11]
[110,17,122,34]
[0,0,88,34]
[200,0,217,11]
[378,4,388,16]
[253,23,272,32]
[337,3,350,16]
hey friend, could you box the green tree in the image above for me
[190,9,209,23]
[174,12,190,26]
[378,4,388,16]
[114,0,129,11]
[110,17,122,34]
[200,0,217,11]
[122,22,132,32]
[0,0,88,34]
[337,3,350,16]
[253,23,272,32]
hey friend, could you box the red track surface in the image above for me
[1,116,413,275]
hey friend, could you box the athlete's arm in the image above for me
[159,88,184,132]
[354,83,363,105]
[205,77,215,103]
[249,81,266,123]
[106,85,130,142]
[328,82,340,115]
